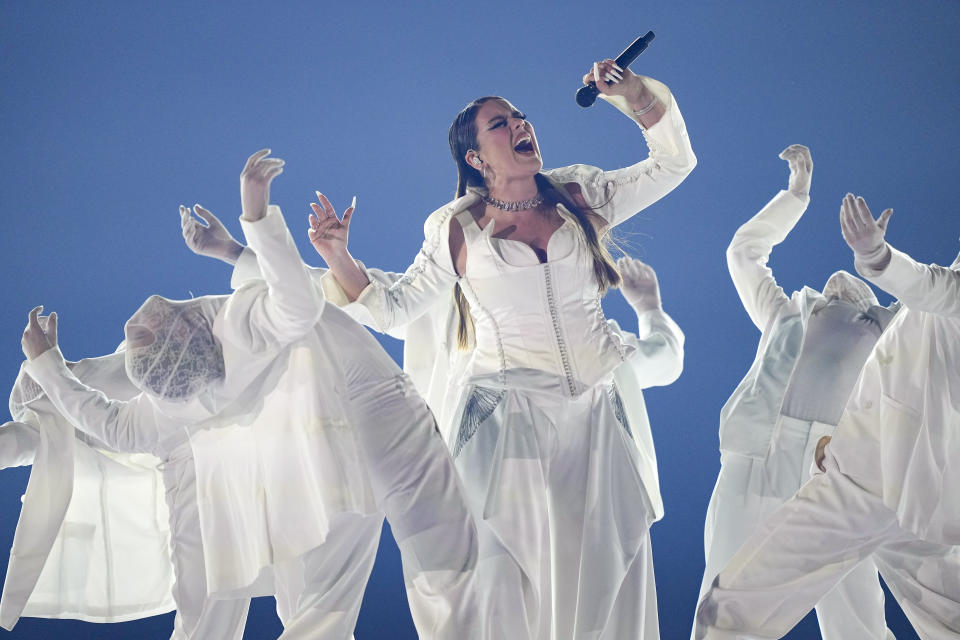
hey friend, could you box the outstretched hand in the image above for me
[308,192,355,263]
[21,306,58,361]
[779,144,812,197]
[240,149,285,222]
[618,256,662,312]
[840,194,893,268]
[180,204,244,264]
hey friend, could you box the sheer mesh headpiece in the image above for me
[822,270,878,312]
[124,295,225,402]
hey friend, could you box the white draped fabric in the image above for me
[0,353,174,630]
[319,75,695,638]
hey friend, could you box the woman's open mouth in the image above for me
[514,135,535,155]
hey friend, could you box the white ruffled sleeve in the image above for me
[318,201,463,334]
[552,76,696,228]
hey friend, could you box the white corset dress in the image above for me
[447,208,660,640]
[454,207,634,397]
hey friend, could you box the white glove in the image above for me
[618,256,661,312]
[778,144,812,198]
[839,193,893,270]
[21,306,58,361]
[180,204,244,264]
[240,149,285,222]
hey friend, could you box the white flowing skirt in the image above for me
[450,371,659,640]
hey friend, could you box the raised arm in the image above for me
[726,145,812,330]
[841,194,960,318]
[217,150,324,350]
[308,192,367,301]
[559,68,697,228]
[181,202,245,265]
[310,200,461,334]
[20,308,160,454]
[615,257,684,387]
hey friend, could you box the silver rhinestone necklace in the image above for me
[481,192,544,212]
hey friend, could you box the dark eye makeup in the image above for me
[489,112,527,130]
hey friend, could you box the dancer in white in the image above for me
[308,58,695,639]
[183,204,485,640]
[18,149,328,639]
[0,352,174,630]
[695,145,895,639]
[694,195,960,639]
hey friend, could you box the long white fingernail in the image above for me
[350,195,356,209]
[593,62,600,82]
[613,63,623,72]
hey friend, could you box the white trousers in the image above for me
[344,369,480,639]
[162,452,249,640]
[698,417,891,640]
[694,452,960,640]
[275,512,383,640]
[452,379,659,640]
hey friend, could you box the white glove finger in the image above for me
[263,165,284,183]
[255,158,285,175]
[842,194,861,232]
[27,306,43,331]
[243,148,271,175]
[786,153,799,172]
[840,205,856,240]
[47,312,58,345]
[854,196,876,228]
[193,205,220,229]
[877,208,893,231]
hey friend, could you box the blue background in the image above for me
[1,1,957,638]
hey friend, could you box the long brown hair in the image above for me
[448,97,621,349]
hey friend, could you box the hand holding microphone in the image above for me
[577,31,655,108]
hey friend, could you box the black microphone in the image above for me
[576,31,655,108]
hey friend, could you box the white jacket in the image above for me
[320,76,694,520]
[0,353,173,630]
[719,190,894,457]
[831,245,960,544]
[22,207,374,599]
